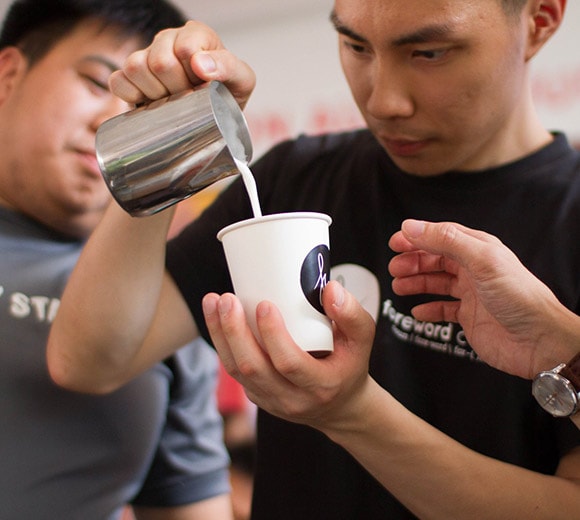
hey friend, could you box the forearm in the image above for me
[322,379,580,519]
[47,203,175,393]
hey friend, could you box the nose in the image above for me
[91,95,131,131]
[365,59,414,120]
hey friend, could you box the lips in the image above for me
[381,137,430,157]
[76,149,102,178]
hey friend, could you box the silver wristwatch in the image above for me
[532,353,580,418]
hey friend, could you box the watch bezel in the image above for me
[532,366,580,418]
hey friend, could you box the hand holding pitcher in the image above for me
[109,20,255,109]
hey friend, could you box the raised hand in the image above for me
[388,219,580,379]
[109,20,255,107]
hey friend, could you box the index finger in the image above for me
[396,220,504,266]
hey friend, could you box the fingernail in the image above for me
[202,295,216,316]
[218,295,232,316]
[256,301,271,318]
[333,283,345,308]
[195,52,217,74]
[402,219,425,238]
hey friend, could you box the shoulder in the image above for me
[259,129,378,165]
[252,129,381,186]
[541,133,580,178]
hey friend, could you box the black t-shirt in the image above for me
[167,130,580,519]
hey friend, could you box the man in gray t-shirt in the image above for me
[0,1,233,518]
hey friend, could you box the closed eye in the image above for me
[80,74,110,95]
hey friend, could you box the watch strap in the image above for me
[560,352,580,391]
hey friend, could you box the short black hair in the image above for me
[0,0,187,64]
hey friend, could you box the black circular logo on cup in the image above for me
[300,244,330,315]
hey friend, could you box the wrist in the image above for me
[533,298,580,374]
[531,298,580,419]
[532,352,580,418]
[320,377,390,444]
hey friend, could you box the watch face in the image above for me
[532,372,578,417]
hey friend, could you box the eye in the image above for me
[343,39,371,56]
[347,42,366,53]
[82,74,109,92]
[76,58,114,95]
[411,48,448,61]
[78,72,113,98]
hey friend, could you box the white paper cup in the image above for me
[218,212,333,356]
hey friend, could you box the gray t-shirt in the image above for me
[0,207,229,519]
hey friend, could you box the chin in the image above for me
[63,203,109,237]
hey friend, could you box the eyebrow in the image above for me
[330,10,455,47]
[80,55,121,72]
[330,11,367,43]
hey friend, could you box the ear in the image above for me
[525,0,566,60]
[0,47,26,105]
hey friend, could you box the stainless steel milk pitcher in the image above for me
[96,81,253,217]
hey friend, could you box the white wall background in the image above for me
[0,0,578,157]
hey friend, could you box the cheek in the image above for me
[24,80,87,145]
[425,66,510,130]
[13,96,67,157]
[339,50,372,106]
[452,41,526,119]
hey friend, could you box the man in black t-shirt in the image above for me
[50,1,580,518]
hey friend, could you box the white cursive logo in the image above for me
[313,252,328,306]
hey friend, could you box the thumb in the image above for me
[190,49,255,109]
[323,281,375,346]
[401,219,490,267]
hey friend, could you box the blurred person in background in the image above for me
[0,1,233,518]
